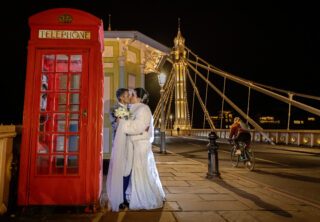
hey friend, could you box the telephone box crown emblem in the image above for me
[58,14,73,24]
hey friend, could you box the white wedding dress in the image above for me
[106,103,165,211]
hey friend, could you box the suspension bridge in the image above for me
[153,25,320,147]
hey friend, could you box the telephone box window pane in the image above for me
[41,74,55,91]
[69,120,79,133]
[69,105,79,112]
[53,135,65,152]
[70,55,82,72]
[70,74,80,90]
[56,54,69,72]
[42,55,55,72]
[52,155,64,174]
[58,105,67,112]
[67,155,78,174]
[54,114,66,132]
[36,156,50,175]
[42,93,54,111]
[70,93,79,104]
[68,135,79,152]
[57,93,67,111]
[58,93,67,104]
[37,134,51,154]
[39,114,51,132]
[40,93,48,111]
[56,73,67,91]
[69,113,79,132]
[70,113,79,119]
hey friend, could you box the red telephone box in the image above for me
[18,8,104,206]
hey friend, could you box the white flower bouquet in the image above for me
[114,107,130,120]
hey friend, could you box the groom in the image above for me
[110,88,130,140]
[109,88,131,209]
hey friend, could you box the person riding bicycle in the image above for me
[229,117,251,155]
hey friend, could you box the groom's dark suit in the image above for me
[109,102,131,207]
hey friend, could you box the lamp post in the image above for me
[169,114,173,136]
[158,73,167,154]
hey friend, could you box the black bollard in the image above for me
[206,131,221,179]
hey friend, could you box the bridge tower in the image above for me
[172,24,191,130]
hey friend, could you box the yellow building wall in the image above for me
[103,41,142,158]
[126,45,141,88]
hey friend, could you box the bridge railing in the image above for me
[167,129,320,148]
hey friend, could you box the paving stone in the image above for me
[163,180,190,186]
[157,167,177,173]
[248,210,313,222]
[157,161,200,165]
[218,211,259,222]
[159,172,175,176]
[228,189,300,211]
[199,194,236,201]
[166,193,203,201]
[172,166,206,173]
[236,179,260,188]
[167,186,217,194]
[172,173,207,181]
[160,176,175,181]
[218,179,248,189]
[177,200,249,211]
[98,211,177,222]
[163,186,170,194]
[174,212,225,222]
[162,201,182,211]
[186,180,216,186]
[174,176,206,181]
[256,188,304,205]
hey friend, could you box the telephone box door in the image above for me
[28,49,89,204]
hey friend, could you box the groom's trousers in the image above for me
[123,173,131,203]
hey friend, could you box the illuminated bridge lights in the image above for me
[280,136,286,142]
[290,137,297,143]
[303,137,310,144]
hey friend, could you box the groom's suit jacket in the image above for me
[109,102,128,141]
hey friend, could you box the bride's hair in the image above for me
[134,87,149,104]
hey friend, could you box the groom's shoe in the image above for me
[123,200,129,208]
[119,201,129,209]
[119,203,126,209]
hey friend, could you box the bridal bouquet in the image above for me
[114,107,130,120]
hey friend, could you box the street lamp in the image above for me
[158,72,167,153]
[170,114,173,136]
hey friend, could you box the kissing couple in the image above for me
[106,87,165,211]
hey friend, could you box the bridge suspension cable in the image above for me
[153,69,175,126]
[220,77,226,129]
[186,69,215,130]
[165,86,174,129]
[185,46,320,101]
[190,56,198,129]
[187,61,263,131]
[187,59,320,117]
[153,43,319,136]
[203,66,210,129]
[246,87,251,125]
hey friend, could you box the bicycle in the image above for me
[229,139,255,171]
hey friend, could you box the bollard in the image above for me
[206,131,220,179]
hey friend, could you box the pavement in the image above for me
[2,146,320,222]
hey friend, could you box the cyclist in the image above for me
[229,117,251,155]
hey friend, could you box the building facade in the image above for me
[102,31,170,158]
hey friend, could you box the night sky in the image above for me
[1,0,319,125]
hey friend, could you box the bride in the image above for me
[106,88,165,211]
